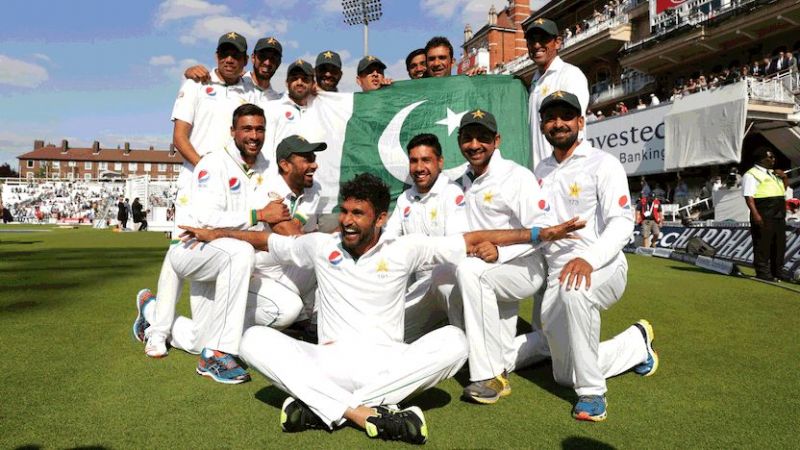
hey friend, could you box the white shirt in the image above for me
[742,164,781,197]
[528,56,590,169]
[187,146,271,230]
[268,232,467,344]
[243,71,282,107]
[458,150,553,263]
[263,94,318,167]
[171,70,254,161]
[384,174,468,239]
[535,140,634,274]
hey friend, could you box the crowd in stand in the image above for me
[2,180,120,224]
[562,0,632,44]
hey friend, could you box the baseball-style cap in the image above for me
[357,55,387,74]
[275,135,327,161]
[254,36,282,55]
[287,59,314,76]
[539,90,582,114]
[459,109,498,133]
[524,18,559,37]
[217,31,247,53]
[315,50,342,69]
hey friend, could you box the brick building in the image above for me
[17,140,184,180]
[459,0,532,73]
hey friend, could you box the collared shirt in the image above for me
[268,232,467,344]
[528,56,590,168]
[263,94,318,166]
[187,145,271,230]
[742,164,785,197]
[243,71,282,107]
[535,140,634,273]
[171,70,254,159]
[458,150,553,263]
[384,174,468,239]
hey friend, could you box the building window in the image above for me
[128,162,138,171]
[114,162,122,170]
[158,175,166,181]
[67,172,74,180]
[84,161,92,170]
[84,173,92,180]
[144,163,152,171]
[98,162,108,170]
[68,161,76,167]
[173,164,180,172]
[26,172,34,179]
[52,161,60,169]
[158,163,167,172]
[27,160,34,168]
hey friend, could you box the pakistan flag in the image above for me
[307,75,531,212]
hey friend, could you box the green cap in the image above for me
[459,109,498,133]
[315,50,342,69]
[254,36,282,55]
[217,31,247,53]
[539,90,582,115]
[357,55,387,75]
[287,59,314,76]
[524,17,559,38]
[275,135,327,161]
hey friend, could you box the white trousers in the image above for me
[511,260,647,396]
[403,264,458,343]
[246,265,317,330]
[458,253,547,381]
[164,238,255,355]
[239,325,468,429]
[145,250,184,340]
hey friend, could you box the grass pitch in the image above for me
[1,225,798,449]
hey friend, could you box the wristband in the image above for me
[251,209,258,225]
[530,227,541,243]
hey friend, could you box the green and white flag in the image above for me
[300,75,531,212]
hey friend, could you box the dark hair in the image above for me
[340,173,390,215]
[424,36,453,59]
[406,133,442,157]
[232,103,265,128]
[752,146,773,163]
[405,48,426,69]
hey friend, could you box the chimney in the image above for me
[123,142,131,155]
[61,139,69,153]
[488,5,497,26]
[92,141,100,154]
[149,145,154,150]
[169,143,176,157]
[34,139,45,150]
[465,24,473,42]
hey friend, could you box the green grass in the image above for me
[1,225,798,449]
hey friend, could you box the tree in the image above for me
[0,163,19,178]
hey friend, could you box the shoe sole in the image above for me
[405,406,428,444]
[464,385,511,405]
[637,319,659,377]
[280,397,294,432]
[573,410,608,422]
[145,346,168,358]
[132,288,152,343]
[196,367,251,384]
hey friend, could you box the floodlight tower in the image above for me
[342,0,383,56]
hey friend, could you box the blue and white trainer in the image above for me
[196,348,250,384]
[633,319,659,377]
[132,288,155,343]
[572,395,607,422]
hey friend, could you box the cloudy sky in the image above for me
[0,0,547,167]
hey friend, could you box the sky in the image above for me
[0,0,547,167]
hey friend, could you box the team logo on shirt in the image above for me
[538,199,550,211]
[569,183,581,198]
[376,258,389,278]
[205,86,216,97]
[483,191,494,204]
[229,177,241,192]
[328,250,343,266]
[197,170,210,185]
[455,195,465,207]
[618,195,631,209]
[429,208,438,221]
[285,110,294,121]
[403,206,411,218]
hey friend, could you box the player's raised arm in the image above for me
[462,216,585,249]
[179,226,271,251]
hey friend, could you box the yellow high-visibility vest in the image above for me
[746,167,785,198]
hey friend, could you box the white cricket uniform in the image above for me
[239,232,469,428]
[528,56,589,168]
[262,94,318,166]
[512,141,646,396]
[384,174,468,341]
[148,147,270,356]
[243,71,282,107]
[455,150,554,382]
[144,72,255,350]
[248,176,326,329]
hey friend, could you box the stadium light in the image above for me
[342,0,383,56]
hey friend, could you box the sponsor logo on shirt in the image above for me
[619,195,631,209]
[205,86,216,97]
[328,250,343,266]
[455,195,465,207]
[197,170,210,185]
[285,110,294,121]
[538,199,550,211]
[403,206,411,218]
[229,177,241,192]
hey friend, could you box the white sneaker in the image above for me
[145,334,168,358]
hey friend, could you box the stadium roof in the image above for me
[17,144,185,164]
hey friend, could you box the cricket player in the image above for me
[514,91,658,421]
[383,133,468,341]
[133,32,256,357]
[454,109,554,404]
[134,104,290,384]
[178,173,584,444]
[262,59,318,164]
